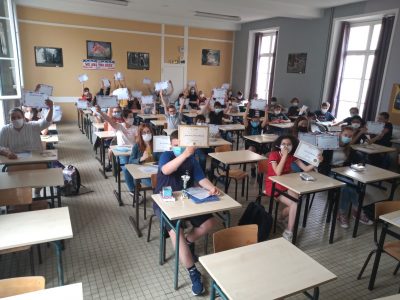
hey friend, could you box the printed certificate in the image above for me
[96,95,119,108]
[294,140,321,167]
[37,84,53,96]
[178,125,209,147]
[367,121,385,135]
[153,135,171,152]
[250,99,267,111]
[22,91,47,108]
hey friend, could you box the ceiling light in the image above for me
[194,11,241,22]
[89,0,129,6]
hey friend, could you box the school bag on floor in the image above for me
[238,196,273,242]
[53,161,81,196]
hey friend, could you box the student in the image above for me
[314,102,335,122]
[188,84,199,109]
[0,100,53,158]
[330,127,373,228]
[287,97,301,117]
[350,116,368,144]
[193,114,209,172]
[123,124,159,195]
[269,96,278,109]
[208,101,227,125]
[82,87,93,102]
[368,112,392,147]
[291,116,309,138]
[264,135,320,242]
[140,99,156,115]
[153,131,219,295]
[334,107,360,126]
[128,97,141,110]
[23,107,40,122]
[161,91,184,130]
[196,91,207,107]
[267,104,290,123]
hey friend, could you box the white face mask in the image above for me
[352,123,360,129]
[292,102,299,107]
[280,144,292,152]
[12,118,24,129]
[125,118,134,125]
[142,133,152,142]
[196,122,204,126]
[321,108,328,114]
[274,110,281,115]
[24,112,33,119]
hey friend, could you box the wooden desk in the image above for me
[137,114,165,122]
[332,164,400,237]
[209,138,232,148]
[92,122,104,130]
[269,122,294,129]
[0,168,64,207]
[226,112,245,118]
[94,131,116,179]
[152,191,241,290]
[125,163,158,237]
[368,210,400,290]
[351,143,396,155]
[0,150,58,166]
[243,134,278,144]
[41,135,59,144]
[218,124,245,150]
[209,150,266,195]
[110,145,132,206]
[269,172,345,244]
[0,207,73,286]
[150,119,166,135]
[3,283,83,300]
[200,238,336,300]
[48,123,57,131]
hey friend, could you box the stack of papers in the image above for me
[186,187,219,204]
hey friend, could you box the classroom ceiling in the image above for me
[16,0,367,30]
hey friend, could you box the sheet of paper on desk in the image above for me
[250,99,267,111]
[37,84,53,96]
[132,90,142,98]
[141,95,154,105]
[16,152,32,159]
[367,121,385,135]
[112,88,129,100]
[186,187,211,200]
[41,151,56,157]
[392,216,400,225]
[138,165,158,174]
[213,88,226,105]
[316,134,339,150]
[143,77,152,85]
[22,91,48,108]
[294,140,321,167]
[178,125,209,147]
[155,81,169,91]
[298,133,317,146]
[97,95,119,108]
[76,100,88,109]
[153,135,171,152]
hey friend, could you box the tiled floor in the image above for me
[1,123,400,299]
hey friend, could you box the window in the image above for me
[255,32,276,100]
[336,21,381,121]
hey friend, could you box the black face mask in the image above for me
[298,126,308,132]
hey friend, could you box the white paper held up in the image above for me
[153,135,171,152]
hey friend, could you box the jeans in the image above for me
[335,175,359,213]
[123,166,152,192]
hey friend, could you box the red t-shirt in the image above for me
[265,151,298,196]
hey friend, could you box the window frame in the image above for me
[256,31,276,100]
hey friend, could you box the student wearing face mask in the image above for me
[287,97,301,117]
[330,127,372,228]
[193,115,210,172]
[82,87,93,102]
[349,116,368,144]
[23,107,40,122]
[291,116,309,138]
[161,91,184,130]
[267,104,290,124]
[265,135,320,242]
[123,124,159,196]
[208,101,227,125]
[0,100,54,158]
[187,83,199,109]
[314,102,335,122]
[334,107,360,126]
[153,130,219,296]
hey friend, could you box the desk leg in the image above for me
[389,179,396,200]
[292,195,303,245]
[52,240,64,286]
[113,156,124,206]
[329,188,340,244]
[77,110,81,129]
[241,163,247,197]
[98,139,108,179]
[128,179,142,237]
[211,281,229,300]
[224,165,230,194]
[368,224,387,290]
[174,220,181,290]
[353,183,366,238]
[50,186,55,208]
[302,194,311,228]
[89,122,93,144]
[268,182,276,214]
[57,186,62,208]
[159,213,166,265]
[236,130,240,150]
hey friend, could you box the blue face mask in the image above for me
[341,136,352,144]
[172,146,185,157]
[250,121,260,128]
[215,108,222,114]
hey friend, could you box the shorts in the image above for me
[153,202,213,231]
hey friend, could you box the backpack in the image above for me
[238,197,273,242]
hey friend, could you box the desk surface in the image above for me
[226,112,245,117]
[150,120,166,126]
[351,143,396,154]
[125,163,158,180]
[209,150,266,165]
[92,122,105,130]
[379,210,400,228]
[184,112,198,118]
[209,138,232,147]
[269,171,345,195]
[110,145,132,157]
[41,135,59,143]
[137,114,165,120]
[163,128,178,136]
[94,130,116,139]
[332,164,400,184]
[0,207,73,251]
[2,283,83,300]
[243,134,278,144]
[152,191,241,221]
[218,124,245,131]
[0,150,58,165]
[269,122,294,129]
[0,168,64,189]
[199,238,336,300]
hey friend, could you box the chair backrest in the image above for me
[7,163,48,172]
[257,160,268,174]
[215,144,231,153]
[151,173,158,190]
[0,276,45,298]
[0,187,32,206]
[213,224,258,253]
[375,201,400,219]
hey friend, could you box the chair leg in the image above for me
[394,262,400,275]
[143,190,147,220]
[234,179,238,200]
[37,245,42,264]
[29,248,35,275]
[246,176,249,201]
[357,250,376,280]
[147,214,156,242]
[273,201,280,233]
[309,193,316,210]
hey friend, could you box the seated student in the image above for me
[287,97,301,117]
[176,90,190,112]
[23,107,40,122]
[161,91,184,130]
[265,135,320,242]
[82,87,93,102]
[267,104,290,123]
[123,124,159,195]
[196,91,207,108]
[369,112,392,147]
[314,102,335,122]
[128,96,141,110]
[269,96,278,110]
[193,115,209,172]
[350,116,368,144]
[290,116,309,138]
[153,131,219,295]
[330,126,372,228]
[140,99,156,115]
[208,101,228,125]
[188,84,199,109]
[334,107,360,126]
[0,100,53,158]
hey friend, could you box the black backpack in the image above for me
[238,197,273,242]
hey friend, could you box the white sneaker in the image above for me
[282,230,293,242]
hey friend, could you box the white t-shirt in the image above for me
[0,119,51,153]
[112,123,137,146]
[331,148,347,166]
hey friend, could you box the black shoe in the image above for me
[251,167,256,178]
[105,165,112,172]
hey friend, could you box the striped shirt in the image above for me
[0,119,51,153]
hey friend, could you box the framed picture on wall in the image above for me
[34,46,63,67]
[86,40,112,60]
[390,83,400,113]
[127,52,150,70]
[287,53,307,74]
[201,49,220,66]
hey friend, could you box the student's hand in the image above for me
[7,151,17,159]
[183,146,196,158]
[95,105,101,113]
[140,151,149,162]
[281,146,290,157]
[318,153,323,163]
[367,139,373,145]
[247,100,251,109]
[208,186,220,196]
[45,99,53,108]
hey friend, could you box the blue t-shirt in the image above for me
[155,151,205,194]
[314,110,335,122]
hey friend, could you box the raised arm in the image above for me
[45,99,54,123]
[179,97,185,114]
[161,147,195,175]
[243,100,251,127]
[167,80,174,96]
[261,105,269,128]
[96,106,118,129]
[160,91,168,111]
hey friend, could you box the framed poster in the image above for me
[86,40,112,60]
[287,53,307,74]
[390,84,400,114]
[34,46,63,67]
[127,52,150,70]
[202,49,220,66]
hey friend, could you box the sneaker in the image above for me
[251,167,256,178]
[105,165,112,172]
[352,209,373,225]
[282,230,293,242]
[188,268,204,296]
[337,213,349,229]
